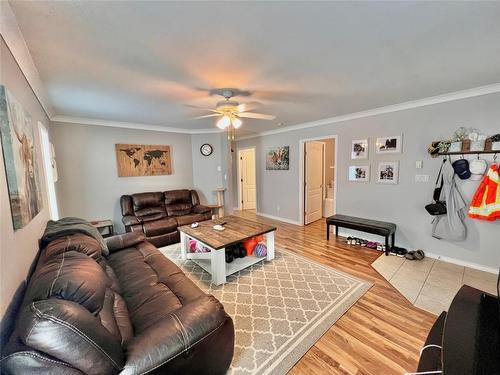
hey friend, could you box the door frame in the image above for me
[299,135,338,225]
[237,146,257,210]
[38,121,59,220]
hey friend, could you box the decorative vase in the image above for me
[470,140,485,152]
[449,141,462,152]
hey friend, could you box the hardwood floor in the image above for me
[233,210,436,375]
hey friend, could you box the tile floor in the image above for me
[372,255,499,315]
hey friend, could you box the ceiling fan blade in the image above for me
[191,113,220,120]
[238,112,276,120]
[184,104,218,111]
[236,101,261,113]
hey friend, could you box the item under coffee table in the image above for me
[178,216,276,285]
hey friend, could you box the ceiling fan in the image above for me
[190,88,276,129]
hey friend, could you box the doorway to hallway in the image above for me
[238,147,257,210]
[301,136,337,225]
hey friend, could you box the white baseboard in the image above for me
[335,228,498,274]
[255,212,301,226]
[424,252,499,275]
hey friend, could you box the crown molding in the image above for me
[0,1,55,118]
[237,83,500,141]
[51,115,223,135]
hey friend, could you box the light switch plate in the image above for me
[415,160,423,169]
[415,174,429,182]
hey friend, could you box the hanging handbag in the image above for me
[425,159,447,216]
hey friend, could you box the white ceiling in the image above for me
[8,1,500,135]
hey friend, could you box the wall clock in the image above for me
[200,143,213,156]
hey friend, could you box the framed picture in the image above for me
[348,165,370,182]
[266,146,289,170]
[0,85,43,230]
[376,135,402,154]
[115,144,172,177]
[377,161,399,184]
[351,139,368,159]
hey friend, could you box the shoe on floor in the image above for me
[390,246,408,257]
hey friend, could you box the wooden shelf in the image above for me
[191,256,266,278]
[438,150,499,156]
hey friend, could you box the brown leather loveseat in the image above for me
[1,230,234,374]
[120,189,212,247]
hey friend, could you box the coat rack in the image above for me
[438,150,498,156]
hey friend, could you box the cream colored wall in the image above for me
[0,38,52,317]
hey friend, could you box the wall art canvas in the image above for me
[377,161,399,184]
[266,146,289,170]
[376,135,402,154]
[0,85,43,230]
[351,139,368,159]
[348,165,370,182]
[115,143,172,177]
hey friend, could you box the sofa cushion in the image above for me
[106,241,205,334]
[98,289,134,346]
[175,213,207,227]
[121,295,232,375]
[18,299,124,375]
[42,233,103,263]
[131,192,166,219]
[24,251,109,315]
[145,232,180,248]
[106,232,146,253]
[165,202,193,216]
[142,217,178,237]
[164,189,191,205]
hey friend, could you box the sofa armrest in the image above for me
[121,295,233,375]
[106,232,146,253]
[192,204,211,214]
[122,215,141,227]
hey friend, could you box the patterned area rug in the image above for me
[159,245,371,375]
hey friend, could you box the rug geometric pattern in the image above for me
[160,245,371,375]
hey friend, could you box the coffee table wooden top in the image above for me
[178,215,276,250]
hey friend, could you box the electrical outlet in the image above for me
[415,160,423,169]
[277,205,281,211]
[217,165,222,172]
[415,174,429,182]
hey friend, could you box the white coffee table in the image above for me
[178,216,276,285]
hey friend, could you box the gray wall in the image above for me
[0,38,52,316]
[191,133,224,204]
[235,93,500,269]
[51,123,195,232]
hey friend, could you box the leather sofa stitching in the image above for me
[138,318,227,375]
[0,351,78,368]
[31,302,122,370]
[170,312,189,353]
[25,307,40,343]
[49,239,68,296]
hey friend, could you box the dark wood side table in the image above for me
[90,219,114,238]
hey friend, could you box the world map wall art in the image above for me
[0,85,43,230]
[115,143,172,177]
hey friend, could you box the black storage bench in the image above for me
[326,214,396,255]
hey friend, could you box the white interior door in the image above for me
[305,141,323,224]
[240,148,256,210]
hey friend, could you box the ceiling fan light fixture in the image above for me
[217,115,231,129]
[232,117,242,128]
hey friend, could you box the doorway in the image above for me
[301,136,337,225]
[238,147,256,210]
[38,122,59,220]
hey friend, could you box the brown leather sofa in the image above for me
[121,190,212,247]
[1,230,234,374]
